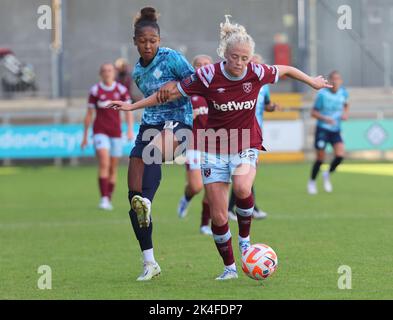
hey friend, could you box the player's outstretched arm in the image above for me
[278,65,332,90]
[107,81,182,111]
[81,108,94,149]
[125,111,134,140]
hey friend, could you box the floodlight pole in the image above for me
[383,42,392,92]
[297,0,318,92]
[50,0,63,99]
[296,0,307,92]
[308,0,318,78]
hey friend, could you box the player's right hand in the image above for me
[324,117,336,125]
[106,101,134,111]
[311,76,332,90]
[81,137,88,149]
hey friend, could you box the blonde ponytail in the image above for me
[217,15,255,59]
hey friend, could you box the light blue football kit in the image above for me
[132,47,194,127]
[314,87,349,132]
[313,87,349,149]
[255,85,271,128]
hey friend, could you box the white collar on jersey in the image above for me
[99,81,117,91]
[220,61,248,81]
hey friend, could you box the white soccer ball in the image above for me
[241,243,278,280]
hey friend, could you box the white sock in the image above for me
[238,235,250,243]
[225,263,237,271]
[143,248,156,264]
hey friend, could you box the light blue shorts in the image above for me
[201,148,259,185]
[185,149,202,171]
[93,134,123,158]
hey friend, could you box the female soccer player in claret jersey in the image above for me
[177,54,213,236]
[227,53,280,221]
[81,63,133,210]
[109,15,332,280]
[116,7,195,281]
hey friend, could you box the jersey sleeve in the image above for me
[87,86,98,109]
[177,73,207,98]
[122,91,132,103]
[119,85,132,103]
[251,63,280,85]
[170,50,195,81]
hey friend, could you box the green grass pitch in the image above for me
[1,163,392,299]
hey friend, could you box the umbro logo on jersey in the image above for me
[212,99,256,112]
[217,88,226,93]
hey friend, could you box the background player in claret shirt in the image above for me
[114,58,133,98]
[109,15,331,280]
[177,54,213,236]
[308,70,349,195]
[227,53,280,221]
[81,63,134,210]
[111,7,194,281]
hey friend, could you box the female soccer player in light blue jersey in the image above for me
[125,7,194,281]
[308,71,349,194]
[110,16,332,280]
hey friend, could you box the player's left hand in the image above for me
[341,112,349,121]
[312,76,333,90]
[157,81,176,103]
[106,101,134,111]
[81,137,88,150]
[157,87,170,104]
[271,103,282,112]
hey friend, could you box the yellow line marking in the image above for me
[337,164,393,177]
[259,152,305,163]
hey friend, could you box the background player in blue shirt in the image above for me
[308,71,349,195]
[118,7,194,281]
